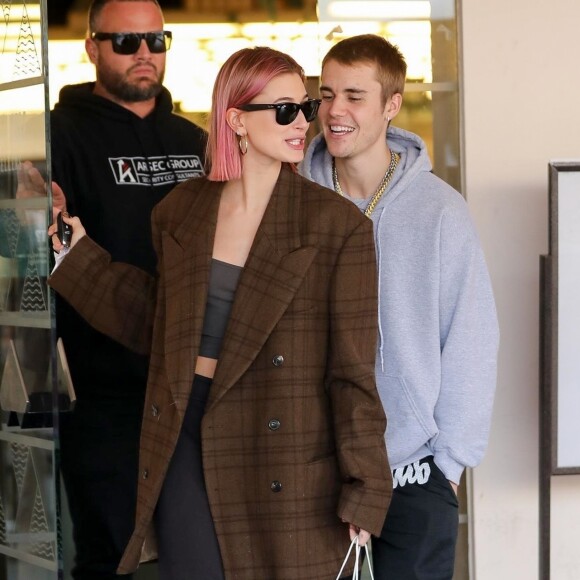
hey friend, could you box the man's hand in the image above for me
[449,481,458,495]
[16,160,46,199]
[50,181,67,221]
[16,161,67,221]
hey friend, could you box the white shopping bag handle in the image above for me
[335,536,375,580]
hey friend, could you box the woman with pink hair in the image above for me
[49,46,391,579]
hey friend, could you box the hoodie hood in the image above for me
[53,81,175,123]
[300,125,433,211]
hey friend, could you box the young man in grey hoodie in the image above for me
[300,34,499,579]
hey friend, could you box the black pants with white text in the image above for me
[372,456,459,580]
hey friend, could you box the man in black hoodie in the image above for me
[51,1,206,578]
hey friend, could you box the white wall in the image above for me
[460,1,580,578]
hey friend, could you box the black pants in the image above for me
[60,396,144,580]
[154,375,356,580]
[154,375,225,580]
[372,456,458,580]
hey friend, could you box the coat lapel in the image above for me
[162,179,222,416]
[207,167,318,412]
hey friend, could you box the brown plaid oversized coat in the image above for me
[49,166,392,579]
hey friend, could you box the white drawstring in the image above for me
[335,536,375,580]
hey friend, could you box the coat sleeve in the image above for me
[326,217,392,537]
[48,235,157,355]
[433,203,500,484]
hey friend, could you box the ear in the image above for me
[226,107,245,135]
[85,37,98,65]
[384,92,403,122]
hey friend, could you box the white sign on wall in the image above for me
[548,161,580,473]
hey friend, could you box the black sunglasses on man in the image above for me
[91,30,172,55]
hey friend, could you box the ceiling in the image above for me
[47,0,183,26]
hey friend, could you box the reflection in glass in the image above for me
[0,1,60,576]
[0,88,49,326]
[0,1,42,85]
[0,430,57,569]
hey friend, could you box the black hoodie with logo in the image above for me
[51,82,207,401]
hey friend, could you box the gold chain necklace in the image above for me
[332,151,400,217]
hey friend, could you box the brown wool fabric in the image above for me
[49,165,392,579]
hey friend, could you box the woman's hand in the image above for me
[348,524,371,547]
[48,212,86,252]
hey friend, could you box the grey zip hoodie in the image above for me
[300,126,499,483]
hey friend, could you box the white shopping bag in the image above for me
[335,536,375,580]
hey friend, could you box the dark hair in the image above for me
[88,0,161,34]
[322,34,407,104]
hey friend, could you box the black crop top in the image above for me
[198,259,243,359]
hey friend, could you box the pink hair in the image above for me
[206,47,305,181]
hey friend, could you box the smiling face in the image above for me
[236,72,311,168]
[319,59,393,163]
[86,1,166,105]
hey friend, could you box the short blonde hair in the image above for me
[322,34,407,105]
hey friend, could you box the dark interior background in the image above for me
[48,0,184,26]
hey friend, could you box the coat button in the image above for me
[151,404,159,417]
[142,469,149,480]
[268,419,281,431]
[272,354,284,367]
[271,480,282,492]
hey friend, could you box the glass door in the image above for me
[0,2,64,578]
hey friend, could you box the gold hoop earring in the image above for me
[238,134,248,156]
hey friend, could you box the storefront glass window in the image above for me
[0,2,63,578]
